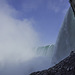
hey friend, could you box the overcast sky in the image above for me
[4,0,70,45]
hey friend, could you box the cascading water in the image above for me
[36,45,54,57]
[0,1,74,75]
[53,7,75,63]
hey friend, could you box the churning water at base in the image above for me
[0,56,52,75]
[53,7,75,63]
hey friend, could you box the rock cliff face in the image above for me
[30,51,75,75]
[69,0,75,16]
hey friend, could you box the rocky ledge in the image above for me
[30,51,75,75]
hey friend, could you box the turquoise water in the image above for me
[53,7,75,63]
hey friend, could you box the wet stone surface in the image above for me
[30,51,75,75]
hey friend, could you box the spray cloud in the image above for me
[0,0,39,64]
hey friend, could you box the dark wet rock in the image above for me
[69,0,75,16]
[30,51,75,75]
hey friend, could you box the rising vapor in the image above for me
[0,0,39,63]
[0,0,53,75]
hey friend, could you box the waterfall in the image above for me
[36,45,54,57]
[53,7,75,63]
